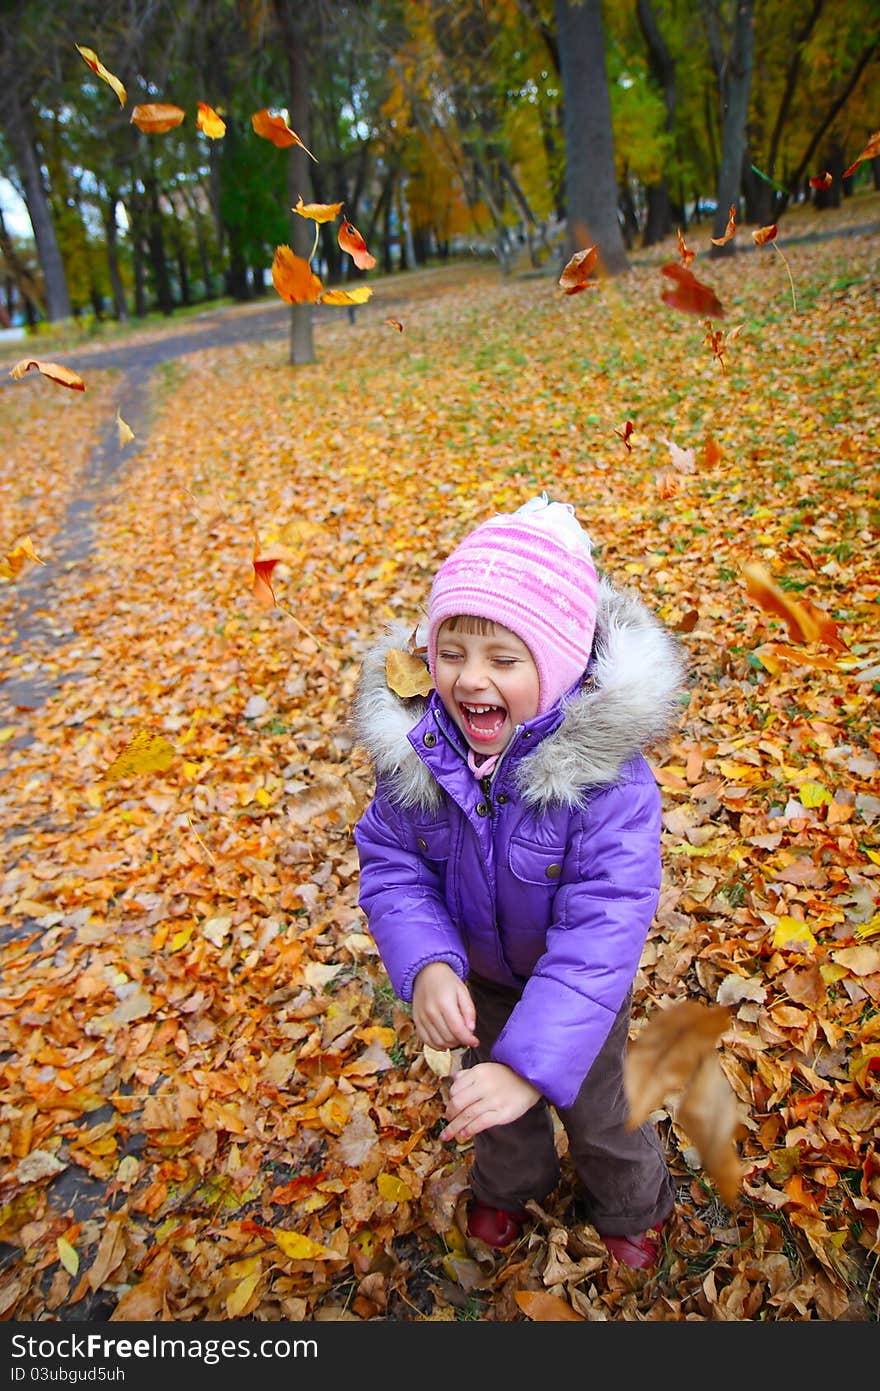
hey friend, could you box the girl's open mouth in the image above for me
[459,702,507,743]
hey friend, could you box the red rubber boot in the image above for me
[601,1225,664,1270]
[467,1202,527,1249]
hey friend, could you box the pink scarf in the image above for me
[467,749,501,780]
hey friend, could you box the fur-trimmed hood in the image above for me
[352,578,687,811]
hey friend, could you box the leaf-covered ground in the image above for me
[1,196,878,1322]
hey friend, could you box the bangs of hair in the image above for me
[439,614,498,637]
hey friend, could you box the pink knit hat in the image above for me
[427,494,599,714]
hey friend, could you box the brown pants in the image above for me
[465,975,675,1236]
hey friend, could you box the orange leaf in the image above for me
[704,436,722,467]
[742,562,846,651]
[75,44,126,106]
[251,109,317,160]
[558,245,598,295]
[338,220,376,271]
[614,420,634,451]
[292,195,343,223]
[1,534,46,581]
[809,171,833,190]
[660,262,724,318]
[656,470,680,500]
[196,102,226,139]
[130,103,185,134]
[710,205,737,246]
[514,1291,584,1322]
[385,318,404,332]
[842,129,880,179]
[271,245,324,304]
[752,223,778,247]
[9,358,85,391]
[676,228,695,266]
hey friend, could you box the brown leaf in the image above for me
[385,648,433,698]
[514,1290,585,1321]
[752,224,778,247]
[660,262,724,317]
[385,318,404,332]
[624,999,731,1128]
[130,103,185,134]
[676,228,695,266]
[710,205,737,246]
[558,246,598,295]
[9,358,85,391]
[842,129,880,179]
[338,220,377,271]
[675,1053,744,1206]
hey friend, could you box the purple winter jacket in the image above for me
[352,579,685,1108]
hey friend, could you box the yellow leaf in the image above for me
[56,1236,79,1276]
[255,787,272,807]
[226,1267,261,1317]
[772,917,817,952]
[170,923,194,952]
[75,44,126,106]
[319,286,373,306]
[273,1229,341,1261]
[293,196,344,223]
[1,534,47,580]
[103,731,176,782]
[376,1172,413,1203]
[386,648,433,698]
[116,408,135,445]
[855,914,880,941]
[798,781,831,808]
[423,1045,454,1077]
[196,101,226,139]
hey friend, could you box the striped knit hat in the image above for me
[427,494,599,714]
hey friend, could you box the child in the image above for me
[352,495,685,1267]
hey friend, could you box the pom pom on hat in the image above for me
[427,493,599,714]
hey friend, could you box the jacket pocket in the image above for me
[413,822,452,862]
[508,836,565,887]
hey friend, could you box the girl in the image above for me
[352,495,684,1267]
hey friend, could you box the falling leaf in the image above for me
[514,1291,585,1321]
[423,1044,454,1077]
[625,999,731,1127]
[1,535,46,581]
[752,224,778,247]
[558,245,598,295]
[196,102,226,139]
[385,648,433,698]
[676,609,699,633]
[385,318,404,332]
[338,221,377,271]
[130,103,185,134]
[742,562,846,650]
[662,438,697,473]
[676,228,695,266]
[102,731,176,783]
[251,109,317,160]
[252,533,282,608]
[271,245,324,304]
[660,262,724,318]
[809,171,833,190]
[675,1052,744,1205]
[56,1237,79,1277]
[9,359,85,391]
[116,408,134,445]
[656,471,680,500]
[842,129,880,179]
[292,195,343,222]
[319,286,373,306]
[704,321,727,372]
[75,45,126,106]
[614,420,634,451]
[710,205,737,246]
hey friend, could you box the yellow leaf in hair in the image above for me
[386,648,433,698]
[103,731,176,783]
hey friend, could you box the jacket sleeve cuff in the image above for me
[399,951,469,1003]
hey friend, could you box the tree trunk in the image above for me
[707,0,756,258]
[637,0,677,246]
[786,38,880,194]
[144,170,174,314]
[554,0,628,275]
[103,196,129,322]
[1,81,71,319]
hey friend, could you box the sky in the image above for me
[0,179,33,239]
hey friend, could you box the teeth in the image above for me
[462,703,500,714]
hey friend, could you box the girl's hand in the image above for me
[412,962,479,1050]
[441,1062,541,1141]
